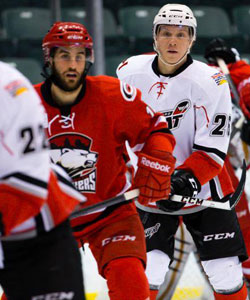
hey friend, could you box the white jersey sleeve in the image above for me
[0,62,85,237]
[192,64,231,167]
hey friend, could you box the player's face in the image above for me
[155,25,193,64]
[51,46,86,91]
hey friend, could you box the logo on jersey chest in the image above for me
[44,113,76,136]
[148,82,168,99]
[48,133,98,193]
[161,100,191,130]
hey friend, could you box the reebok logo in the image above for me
[32,292,74,300]
[141,157,171,173]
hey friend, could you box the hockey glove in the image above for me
[204,38,240,65]
[134,152,175,205]
[239,82,250,120]
[156,170,201,212]
[239,81,250,144]
[241,120,250,145]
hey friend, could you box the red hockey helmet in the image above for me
[42,22,94,65]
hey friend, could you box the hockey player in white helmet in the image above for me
[153,3,196,67]
[117,3,249,300]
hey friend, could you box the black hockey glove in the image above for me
[241,119,250,145]
[156,170,201,212]
[204,38,239,65]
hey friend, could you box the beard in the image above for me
[51,64,85,92]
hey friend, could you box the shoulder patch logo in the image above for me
[120,81,137,101]
[211,72,227,86]
[4,80,28,97]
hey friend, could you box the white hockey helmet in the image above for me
[153,4,197,40]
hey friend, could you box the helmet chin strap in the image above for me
[41,61,93,90]
[154,38,193,67]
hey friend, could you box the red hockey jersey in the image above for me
[34,75,175,227]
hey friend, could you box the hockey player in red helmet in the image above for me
[42,22,94,91]
[31,21,176,300]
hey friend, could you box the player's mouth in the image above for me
[167,50,178,54]
[65,72,78,78]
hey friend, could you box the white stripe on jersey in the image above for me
[1,173,48,199]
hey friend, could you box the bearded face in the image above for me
[50,46,86,92]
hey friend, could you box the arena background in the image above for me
[1,0,250,81]
[1,1,250,299]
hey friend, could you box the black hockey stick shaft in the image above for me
[70,189,139,219]
[216,57,245,139]
[171,160,246,210]
[216,57,240,103]
[229,159,247,208]
[70,160,246,218]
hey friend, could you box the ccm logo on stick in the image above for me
[181,196,204,205]
[102,235,136,246]
[203,232,235,241]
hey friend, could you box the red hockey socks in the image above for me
[213,282,248,300]
[149,289,158,300]
[104,257,150,300]
[1,293,7,300]
[242,257,250,284]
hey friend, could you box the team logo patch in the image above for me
[4,80,28,97]
[120,81,137,101]
[211,72,227,86]
[145,223,161,239]
[161,100,191,130]
[49,133,98,193]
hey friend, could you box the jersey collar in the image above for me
[41,79,86,109]
[152,54,193,78]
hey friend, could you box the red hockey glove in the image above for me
[239,82,250,120]
[134,152,175,205]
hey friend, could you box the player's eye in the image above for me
[59,54,70,61]
[62,149,70,154]
[76,55,85,62]
[164,31,172,37]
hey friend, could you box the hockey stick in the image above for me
[216,57,240,103]
[171,159,246,210]
[216,57,245,140]
[70,160,246,219]
[70,189,139,219]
